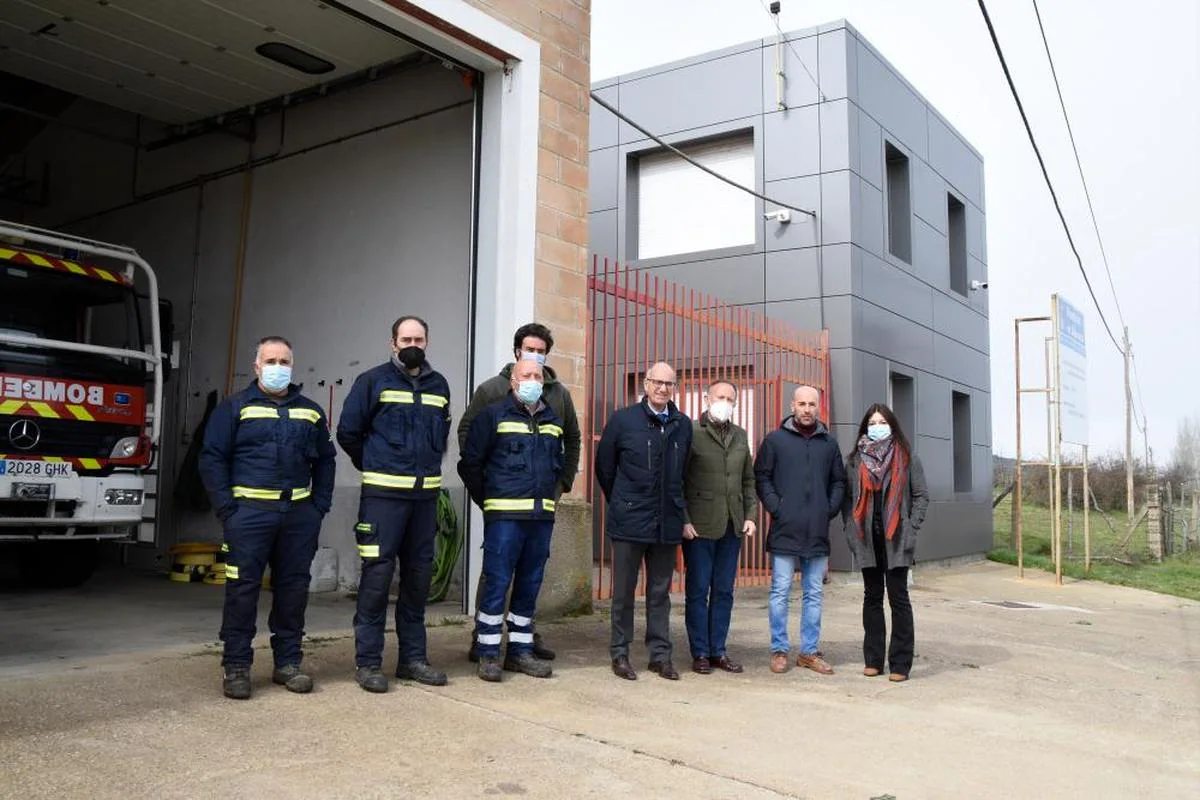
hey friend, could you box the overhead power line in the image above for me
[589,91,816,218]
[1031,0,1126,331]
[755,0,826,102]
[976,0,1124,355]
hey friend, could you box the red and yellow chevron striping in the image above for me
[0,246,131,286]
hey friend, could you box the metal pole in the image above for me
[1124,326,1134,523]
[1052,298,1064,585]
[1045,336,1056,567]
[1083,444,1091,572]
[1014,319,1024,577]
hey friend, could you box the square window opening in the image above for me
[634,132,755,260]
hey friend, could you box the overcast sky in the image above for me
[591,0,1200,465]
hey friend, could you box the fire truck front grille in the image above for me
[0,415,140,461]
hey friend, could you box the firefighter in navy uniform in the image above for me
[457,358,563,682]
[199,336,336,700]
[337,316,451,693]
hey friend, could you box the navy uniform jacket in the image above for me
[594,399,692,545]
[457,393,564,521]
[199,381,336,520]
[336,360,451,499]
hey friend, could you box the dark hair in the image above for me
[850,403,912,462]
[391,315,429,341]
[513,322,553,354]
[254,335,292,358]
[707,379,738,397]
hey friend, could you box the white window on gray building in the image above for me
[636,133,755,260]
[885,141,912,263]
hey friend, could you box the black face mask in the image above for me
[395,346,426,370]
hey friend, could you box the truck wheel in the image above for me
[18,540,100,588]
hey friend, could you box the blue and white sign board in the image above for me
[1055,294,1088,445]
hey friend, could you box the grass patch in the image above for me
[429,616,468,627]
[990,497,1200,601]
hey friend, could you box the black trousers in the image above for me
[609,539,676,662]
[861,532,914,675]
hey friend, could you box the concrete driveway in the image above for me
[1,561,1197,799]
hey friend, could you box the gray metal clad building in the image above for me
[588,20,992,566]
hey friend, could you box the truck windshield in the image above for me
[0,263,146,382]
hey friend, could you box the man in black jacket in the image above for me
[754,385,846,676]
[595,361,693,681]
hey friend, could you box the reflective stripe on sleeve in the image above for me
[482,498,536,512]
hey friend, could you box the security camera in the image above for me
[764,208,791,224]
[970,280,989,291]
[769,1,782,14]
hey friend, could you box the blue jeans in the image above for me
[768,553,828,655]
[682,523,742,659]
[475,518,554,659]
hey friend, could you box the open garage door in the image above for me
[0,1,482,597]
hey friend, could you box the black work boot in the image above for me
[223,665,252,700]
[271,664,313,694]
[467,634,480,664]
[396,660,448,686]
[477,657,503,683]
[504,652,553,678]
[355,666,389,694]
[531,631,556,661]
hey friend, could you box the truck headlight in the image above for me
[104,488,143,506]
[110,437,140,459]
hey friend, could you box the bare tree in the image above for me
[1170,416,1200,485]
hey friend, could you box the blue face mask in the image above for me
[520,351,547,367]
[260,364,292,392]
[867,423,891,442]
[516,380,543,405]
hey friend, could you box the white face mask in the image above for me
[708,399,734,423]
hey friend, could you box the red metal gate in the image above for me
[586,257,831,600]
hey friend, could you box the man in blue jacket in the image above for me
[754,385,846,676]
[457,358,563,682]
[337,316,451,693]
[595,361,692,681]
[200,336,336,700]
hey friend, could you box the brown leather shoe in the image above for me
[711,656,743,673]
[611,656,637,681]
[647,660,680,680]
[888,672,908,682]
[863,666,881,677]
[797,653,834,675]
[692,656,712,675]
[770,652,789,674]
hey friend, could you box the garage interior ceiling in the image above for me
[0,0,421,125]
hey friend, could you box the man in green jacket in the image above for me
[682,379,758,675]
[457,323,581,663]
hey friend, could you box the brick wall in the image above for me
[466,0,591,493]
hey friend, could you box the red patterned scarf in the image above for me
[852,436,908,541]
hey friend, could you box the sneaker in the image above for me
[531,632,556,661]
[395,660,448,686]
[769,652,789,674]
[797,653,834,675]
[355,666,389,693]
[504,652,553,678]
[478,657,503,682]
[223,665,252,700]
[271,664,313,693]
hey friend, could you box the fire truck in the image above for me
[0,221,166,587]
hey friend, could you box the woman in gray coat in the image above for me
[843,404,929,682]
